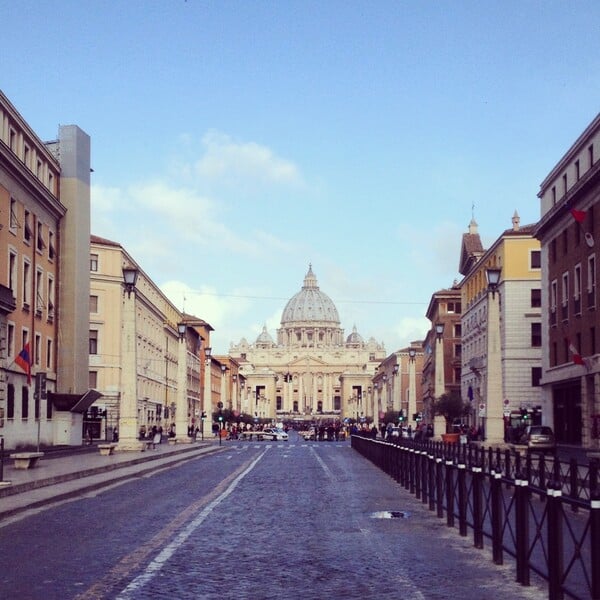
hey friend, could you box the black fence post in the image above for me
[569,458,578,513]
[490,468,503,565]
[457,461,467,537]
[515,473,530,586]
[472,462,483,549]
[0,436,4,482]
[591,490,600,600]
[415,449,422,500]
[421,450,428,505]
[547,481,564,600]
[446,458,455,528]
[428,450,436,511]
[436,456,444,518]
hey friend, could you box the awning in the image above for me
[48,389,102,413]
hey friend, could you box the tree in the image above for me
[433,392,470,433]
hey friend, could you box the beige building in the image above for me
[89,236,210,442]
[0,90,91,448]
[229,266,386,424]
[459,214,542,443]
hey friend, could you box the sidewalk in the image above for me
[0,439,221,521]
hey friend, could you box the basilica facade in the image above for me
[229,266,387,423]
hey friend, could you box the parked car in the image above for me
[300,428,316,441]
[262,428,289,441]
[523,425,556,453]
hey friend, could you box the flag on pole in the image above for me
[570,208,587,223]
[15,342,32,385]
[568,341,587,367]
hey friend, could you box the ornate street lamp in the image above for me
[486,266,502,298]
[122,265,139,299]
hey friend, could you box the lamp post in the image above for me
[118,265,142,450]
[367,386,372,424]
[220,364,227,433]
[485,267,504,443]
[203,346,212,435]
[434,322,446,438]
[232,373,238,414]
[382,374,388,413]
[392,363,399,413]
[408,348,417,427]
[175,323,191,443]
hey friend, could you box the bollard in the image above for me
[472,464,483,549]
[514,473,530,586]
[446,459,455,528]
[457,462,467,536]
[436,457,444,518]
[547,481,564,600]
[591,490,600,600]
[415,449,421,500]
[428,453,436,511]
[490,469,503,565]
[421,451,428,505]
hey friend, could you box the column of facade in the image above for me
[175,339,191,443]
[485,290,504,444]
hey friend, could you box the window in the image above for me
[561,272,569,320]
[8,251,17,295]
[531,367,542,387]
[552,186,556,205]
[36,221,45,252]
[590,143,595,168]
[35,269,44,314]
[550,239,557,264]
[9,128,16,151]
[454,367,461,383]
[48,172,54,194]
[7,384,14,419]
[34,333,41,366]
[7,323,15,359]
[46,392,52,420]
[89,295,98,313]
[550,280,557,326]
[574,264,582,314]
[562,230,568,255]
[575,219,581,245]
[447,302,462,313]
[575,159,580,181]
[530,250,541,269]
[89,371,98,388]
[46,338,53,370]
[454,323,462,337]
[22,259,31,308]
[531,323,542,347]
[90,253,98,272]
[36,159,42,178]
[22,145,30,168]
[588,255,596,309]
[89,330,98,355]
[9,197,18,230]
[47,276,55,319]
[48,231,55,260]
[531,289,541,308]
[23,210,32,243]
[562,173,568,197]
[22,386,29,420]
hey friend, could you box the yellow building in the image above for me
[460,214,542,443]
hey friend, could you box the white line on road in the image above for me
[115,450,267,599]
[310,447,334,480]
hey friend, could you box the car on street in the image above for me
[523,425,556,453]
[300,428,316,441]
[262,428,289,441]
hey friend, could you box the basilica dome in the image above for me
[281,265,340,326]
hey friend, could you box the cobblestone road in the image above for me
[0,434,547,599]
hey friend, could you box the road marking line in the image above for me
[310,447,334,480]
[115,450,266,599]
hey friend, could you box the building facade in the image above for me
[460,214,542,443]
[0,91,91,448]
[89,235,210,441]
[229,266,387,424]
[535,113,600,448]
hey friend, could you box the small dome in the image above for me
[281,265,340,325]
[346,325,363,344]
[256,325,274,346]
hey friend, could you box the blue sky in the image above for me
[4,1,600,353]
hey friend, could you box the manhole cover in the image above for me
[370,510,409,519]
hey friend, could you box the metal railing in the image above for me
[352,435,600,600]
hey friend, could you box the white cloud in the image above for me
[194,130,303,186]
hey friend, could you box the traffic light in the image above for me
[398,411,405,422]
[201,412,207,421]
[521,408,530,420]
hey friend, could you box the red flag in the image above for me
[15,342,32,385]
[568,342,586,367]
[571,208,587,223]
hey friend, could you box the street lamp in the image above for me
[486,267,502,298]
[408,348,417,427]
[434,322,445,438]
[118,265,141,450]
[122,266,139,299]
